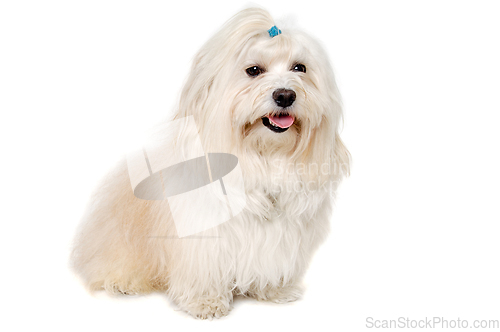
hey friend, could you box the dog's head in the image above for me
[177,8,349,180]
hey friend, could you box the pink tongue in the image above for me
[269,115,295,128]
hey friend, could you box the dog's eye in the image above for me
[292,64,306,73]
[246,66,263,77]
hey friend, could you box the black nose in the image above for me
[273,89,296,108]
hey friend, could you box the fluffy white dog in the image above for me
[72,7,350,319]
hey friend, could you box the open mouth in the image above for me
[262,113,295,133]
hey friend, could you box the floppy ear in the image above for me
[175,50,215,121]
[333,131,351,179]
[299,115,350,184]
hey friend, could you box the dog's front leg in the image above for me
[247,280,303,304]
[166,238,233,319]
[175,289,233,319]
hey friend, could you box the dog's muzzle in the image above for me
[262,88,296,133]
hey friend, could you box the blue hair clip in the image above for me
[268,25,281,38]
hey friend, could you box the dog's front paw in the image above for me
[250,283,303,304]
[182,295,232,320]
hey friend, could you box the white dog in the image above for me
[72,7,350,319]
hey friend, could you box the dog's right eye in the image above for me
[246,66,263,77]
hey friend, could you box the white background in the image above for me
[1,0,499,331]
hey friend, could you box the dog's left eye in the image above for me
[246,66,263,77]
[292,64,306,73]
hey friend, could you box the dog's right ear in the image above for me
[175,50,214,121]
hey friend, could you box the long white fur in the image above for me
[72,7,350,319]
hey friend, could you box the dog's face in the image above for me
[178,9,346,171]
[226,31,340,156]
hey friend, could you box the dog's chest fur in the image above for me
[213,155,332,290]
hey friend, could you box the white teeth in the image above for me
[267,117,278,127]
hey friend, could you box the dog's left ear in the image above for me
[333,130,350,179]
[298,110,350,183]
